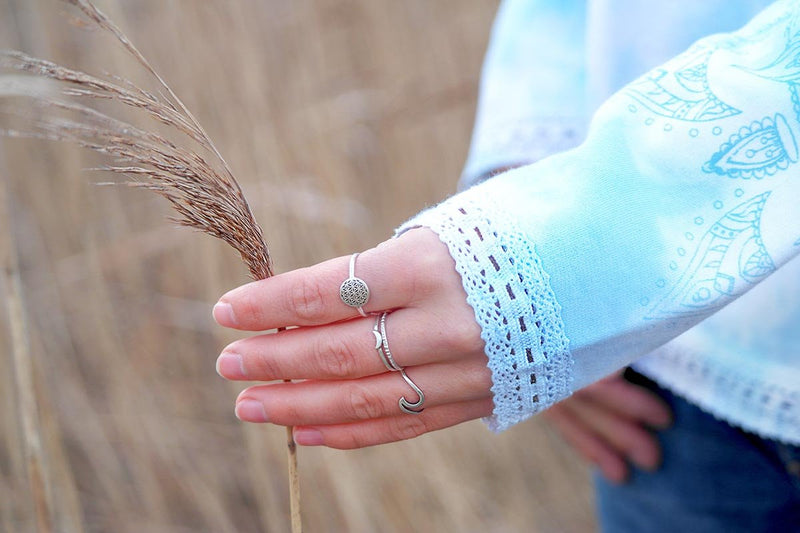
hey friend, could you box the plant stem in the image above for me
[284,409,301,533]
[0,169,54,533]
[277,324,301,532]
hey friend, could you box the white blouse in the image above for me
[400,0,800,443]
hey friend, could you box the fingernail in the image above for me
[235,400,268,422]
[293,427,324,446]
[216,352,245,379]
[213,301,237,327]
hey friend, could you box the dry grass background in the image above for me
[0,1,595,531]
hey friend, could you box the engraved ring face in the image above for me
[339,277,370,308]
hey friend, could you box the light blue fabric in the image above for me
[488,0,585,109]
[461,0,772,190]
[401,0,800,439]
[460,0,588,187]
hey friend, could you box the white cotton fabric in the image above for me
[400,0,800,441]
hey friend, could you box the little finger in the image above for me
[234,359,493,426]
[292,398,494,449]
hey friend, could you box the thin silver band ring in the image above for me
[373,311,425,414]
[373,315,395,372]
[379,312,402,372]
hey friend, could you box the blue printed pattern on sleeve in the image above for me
[400,0,800,439]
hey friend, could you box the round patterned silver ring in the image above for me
[339,253,370,317]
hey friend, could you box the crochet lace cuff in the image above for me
[397,194,573,432]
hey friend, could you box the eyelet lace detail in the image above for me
[398,195,573,432]
[635,350,800,444]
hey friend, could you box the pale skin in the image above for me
[214,227,672,482]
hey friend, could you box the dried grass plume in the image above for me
[0,1,302,531]
[0,0,272,280]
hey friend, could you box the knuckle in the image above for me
[411,267,437,298]
[463,362,493,392]
[335,428,378,450]
[315,336,358,378]
[335,433,365,450]
[250,351,282,380]
[387,414,429,442]
[280,400,302,423]
[411,253,450,299]
[236,292,267,326]
[233,337,279,379]
[621,431,655,457]
[344,384,384,420]
[448,319,484,353]
[289,275,327,322]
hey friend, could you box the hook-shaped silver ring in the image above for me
[372,312,425,414]
[398,369,425,414]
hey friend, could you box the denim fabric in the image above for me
[595,370,800,533]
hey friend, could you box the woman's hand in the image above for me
[213,228,494,449]
[542,371,672,483]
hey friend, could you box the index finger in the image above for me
[212,228,452,330]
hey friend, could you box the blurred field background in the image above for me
[0,1,595,531]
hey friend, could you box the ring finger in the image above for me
[293,398,495,449]
[217,308,484,381]
[234,358,493,426]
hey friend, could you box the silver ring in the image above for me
[379,312,403,372]
[339,252,369,317]
[372,311,425,414]
[373,314,395,372]
[398,369,425,415]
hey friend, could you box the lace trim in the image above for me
[634,351,800,445]
[398,195,573,432]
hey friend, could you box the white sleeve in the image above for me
[460,0,588,190]
[401,1,800,432]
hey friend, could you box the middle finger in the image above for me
[217,308,484,381]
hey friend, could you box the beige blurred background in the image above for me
[0,1,595,531]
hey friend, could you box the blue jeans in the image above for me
[595,370,800,533]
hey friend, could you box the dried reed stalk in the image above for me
[0,1,301,531]
[1,166,54,533]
